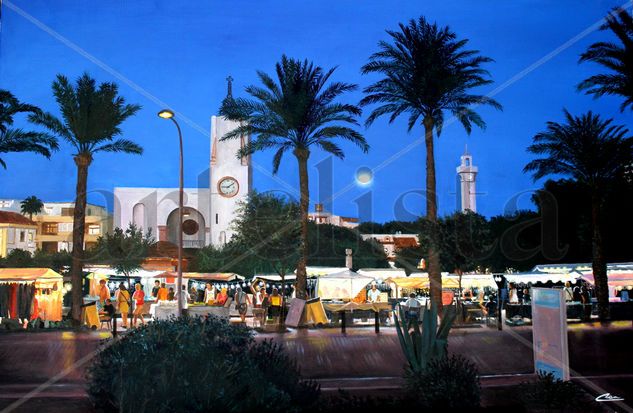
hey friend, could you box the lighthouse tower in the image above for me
[456,147,478,213]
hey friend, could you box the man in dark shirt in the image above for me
[151,280,161,299]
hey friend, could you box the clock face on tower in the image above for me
[218,176,239,198]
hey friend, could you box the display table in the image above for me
[323,302,392,333]
[149,303,178,320]
[506,302,585,319]
[188,305,231,321]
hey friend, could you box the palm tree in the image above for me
[524,110,633,321]
[579,8,633,111]
[360,17,501,309]
[20,196,44,220]
[220,56,368,299]
[0,90,58,168]
[29,73,142,325]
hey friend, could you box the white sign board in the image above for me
[531,288,569,380]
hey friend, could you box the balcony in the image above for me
[182,240,205,249]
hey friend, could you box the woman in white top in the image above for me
[508,283,519,304]
[204,283,216,304]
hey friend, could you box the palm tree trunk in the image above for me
[70,153,92,325]
[294,148,310,300]
[591,191,609,322]
[423,117,442,312]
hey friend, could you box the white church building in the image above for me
[114,83,252,248]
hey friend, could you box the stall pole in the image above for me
[374,311,380,333]
[340,311,346,333]
[112,313,118,337]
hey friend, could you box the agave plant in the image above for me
[394,304,456,373]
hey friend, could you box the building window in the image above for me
[19,231,25,242]
[28,231,34,242]
[215,214,218,224]
[88,224,100,235]
[87,208,92,216]
[42,223,58,235]
[61,207,74,216]
[58,222,73,233]
[7,229,14,243]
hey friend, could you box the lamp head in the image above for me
[158,109,175,119]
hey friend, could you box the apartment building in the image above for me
[0,200,112,253]
[0,211,38,257]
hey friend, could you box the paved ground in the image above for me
[0,321,631,412]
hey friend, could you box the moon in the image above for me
[355,166,373,186]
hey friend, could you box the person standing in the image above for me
[156,283,169,301]
[117,283,131,329]
[508,283,519,304]
[132,283,145,327]
[178,285,191,312]
[151,280,161,299]
[563,282,574,302]
[235,287,251,323]
[368,284,381,303]
[204,283,216,304]
[167,287,175,301]
[255,285,267,308]
[98,279,110,306]
[269,288,282,324]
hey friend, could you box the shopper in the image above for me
[234,287,251,323]
[157,283,169,301]
[216,288,228,306]
[132,283,145,327]
[508,283,519,304]
[98,279,110,305]
[117,283,131,329]
[255,285,267,308]
[167,287,175,301]
[204,283,216,304]
[563,282,574,302]
[269,288,283,324]
[367,284,381,303]
[178,285,191,311]
[403,293,421,330]
[151,280,161,299]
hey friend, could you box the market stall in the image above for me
[0,268,64,322]
[316,269,374,300]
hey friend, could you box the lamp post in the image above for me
[158,109,184,317]
[493,275,504,331]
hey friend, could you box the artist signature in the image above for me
[595,393,625,402]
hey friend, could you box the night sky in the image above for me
[0,0,629,223]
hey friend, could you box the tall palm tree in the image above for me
[29,73,142,325]
[360,16,501,309]
[524,110,633,321]
[220,56,368,299]
[0,90,58,168]
[20,196,44,220]
[579,8,633,111]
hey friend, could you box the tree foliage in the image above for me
[0,89,58,169]
[87,224,154,276]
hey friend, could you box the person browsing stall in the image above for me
[368,283,381,303]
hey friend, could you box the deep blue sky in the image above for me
[0,0,629,223]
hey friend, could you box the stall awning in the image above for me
[504,270,582,284]
[385,275,461,289]
[580,271,633,288]
[317,269,374,300]
[0,268,63,282]
[160,272,244,282]
[302,266,349,277]
[253,274,297,282]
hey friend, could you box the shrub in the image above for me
[520,372,589,412]
[405,355,480,410]
[87,316,319,413]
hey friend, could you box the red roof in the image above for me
[394,237,419,249]
[0,211,36,226]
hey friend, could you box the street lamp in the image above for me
[158,109,184,317]
[493,275,504,331]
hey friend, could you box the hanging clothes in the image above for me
[8,284,18,319]
[0,284,9,318]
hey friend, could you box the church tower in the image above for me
[456,146,477,213]
[209,76,252,246]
